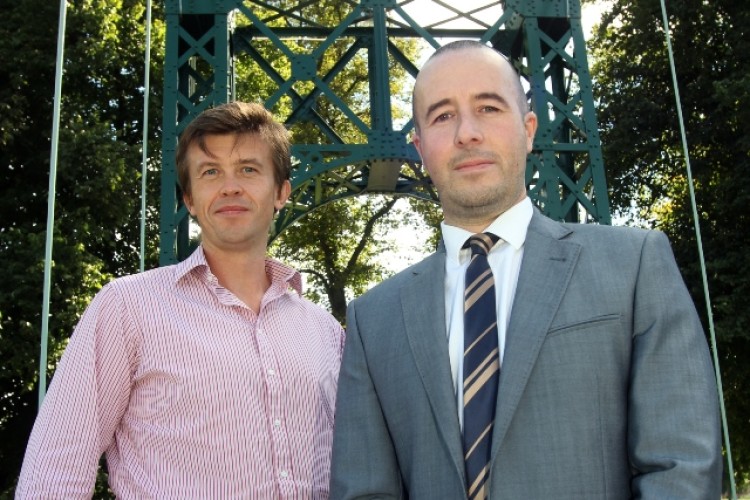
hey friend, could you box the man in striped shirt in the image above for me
[17,102,345,499]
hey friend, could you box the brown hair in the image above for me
[175,102,291,196]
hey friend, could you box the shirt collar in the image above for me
[442,197,533,264]
[265,257,304,295]
[174,245,304,295]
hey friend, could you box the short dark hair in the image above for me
[412,40,529,132]
[176,101,291,196]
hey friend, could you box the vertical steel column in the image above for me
[159,0,611,262]
[160,0,233,265]
[515,0,610,223]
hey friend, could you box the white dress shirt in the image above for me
[442,197,532,428]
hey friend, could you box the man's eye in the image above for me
[201,168,218,176]
[480,106,499,113]
[434,112,452,123]
[241,166,257,174]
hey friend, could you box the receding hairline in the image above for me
[412,42,529,131]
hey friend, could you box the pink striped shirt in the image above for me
[16,246,345,499]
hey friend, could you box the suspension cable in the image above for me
[658,1,736,496]
[40,0,153,402]
[139,0,153,273]
[38,0,69,407]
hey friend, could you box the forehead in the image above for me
[414,48,514,108]
[187,132,270,163]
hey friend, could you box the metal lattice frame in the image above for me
[160,0,610,265]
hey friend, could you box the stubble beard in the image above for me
[440,155,527,226]
[442,182,520,225]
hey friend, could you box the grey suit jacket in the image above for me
[330,210,722,499]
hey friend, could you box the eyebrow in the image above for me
[423,92,511,121]
[193,157,263,173]
[474,92,510,108]
[234,157,264,166]
[424,98,451,122]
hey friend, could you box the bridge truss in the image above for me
[159,0,610,264]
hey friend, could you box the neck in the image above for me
[444,211,501,234]
[444,195,526,233]
[203,245,270,313]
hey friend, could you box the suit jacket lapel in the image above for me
[491,211,581,457]
[401,249,467,484]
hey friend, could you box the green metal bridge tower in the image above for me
[160,0,610,264]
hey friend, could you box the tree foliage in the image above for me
[0,0,164,493]
[230,2,439,322]
[0,0,439,495]
[588,0,750,488]
[270,196,439,323]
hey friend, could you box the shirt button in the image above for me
[273,419,281,427]
[268,368,276,376]
[280,470,289,479]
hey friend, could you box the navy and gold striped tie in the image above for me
[462,232,501,500]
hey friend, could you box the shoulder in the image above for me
[105,264,177,291]
[531,211,667,250]
[283,291,343,335]
[352,251,444,307]
[297,295,341,323]
[284,294,345,355]
[88,265,181,312]
[528,213,678,278]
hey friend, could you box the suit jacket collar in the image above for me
[490,210,581,460]
[398,210,581,487]
[400,246,468,486]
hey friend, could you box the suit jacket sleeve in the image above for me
[628,230,722,497]
[330,300,404,499]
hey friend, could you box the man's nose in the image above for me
[220,174,242,195]
[454,115,483,146]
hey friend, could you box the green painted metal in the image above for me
[160,0,610,264]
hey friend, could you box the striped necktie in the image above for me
[462,232,501,500]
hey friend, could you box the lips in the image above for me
[215,205,249,215]
[454,158,493,171]
[451,151,498,171]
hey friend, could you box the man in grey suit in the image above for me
[330,40,722,499]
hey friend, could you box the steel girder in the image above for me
[160,0,610,264]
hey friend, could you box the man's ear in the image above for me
[524,111,538,153]
[275,180,292,212]
[413,134,430,175]
[413,133,422,158]
[183,192,195,216]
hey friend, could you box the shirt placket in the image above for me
[255,310,295,497]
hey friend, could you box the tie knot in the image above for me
[464,232,499,257]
